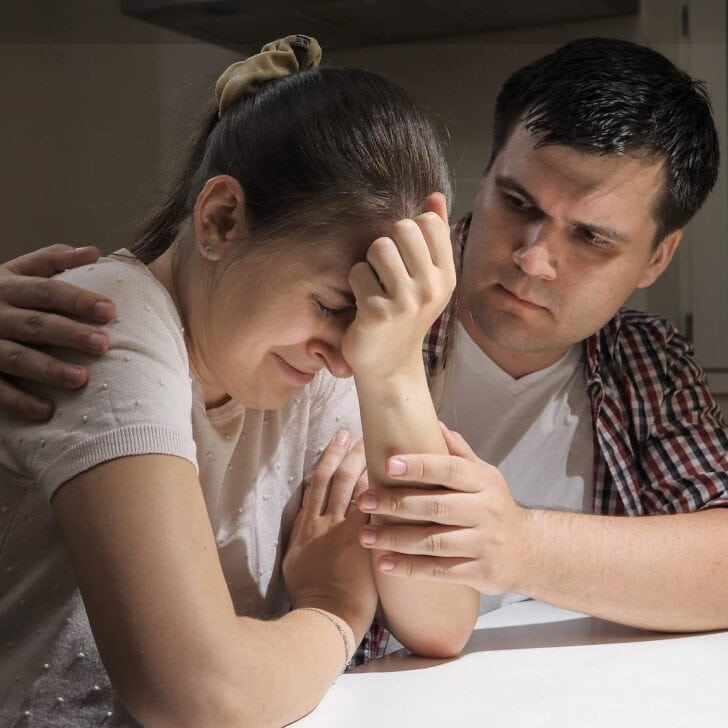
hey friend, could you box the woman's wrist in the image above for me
[297,607,356,670]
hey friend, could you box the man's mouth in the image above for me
[498,283,547,310]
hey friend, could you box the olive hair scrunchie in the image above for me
[215,34,323,117]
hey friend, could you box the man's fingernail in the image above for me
[359,493,378,510]
[65,367,84,386]
[360,528,377,545]
[388,458,407,476]
[379,557,395,572]
[93,302,114,320]
[88,333,106,352]
[334,429,349,445]
[32,401,53,418]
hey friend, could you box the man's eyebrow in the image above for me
[495,174,540,207]
[494,174,630,244]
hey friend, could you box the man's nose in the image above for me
[512,222,558,281]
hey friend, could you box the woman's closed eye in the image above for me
[314,298,356,319]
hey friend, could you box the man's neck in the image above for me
[457,312,570,380]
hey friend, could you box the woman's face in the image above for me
[188,236,366,410]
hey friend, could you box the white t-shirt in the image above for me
[431,320,594,613]
[0,252,362,726]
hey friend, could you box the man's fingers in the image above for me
[0,341,89,389]
[438,421,477,460]
[358,487,476,526]
[306,430,352,516]
[0,306,110,354]
[384,452,483,492]
[375,552,475,583]
[0,276,115,323]
[360,523,474,558]
[2,245,101,278]
[0,377,54,421]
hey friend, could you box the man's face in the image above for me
[459,123,680,375]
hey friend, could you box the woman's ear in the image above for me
[193,175,248,260]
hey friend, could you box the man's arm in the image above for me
[0,244,115,418]
[357,423,728,632]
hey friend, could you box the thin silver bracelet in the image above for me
[299,607,353,670]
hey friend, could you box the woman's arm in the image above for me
[53,452,373,728]
[0,244,115,419]
[344,193,479,658]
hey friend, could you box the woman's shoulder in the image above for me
[57,249,173,307]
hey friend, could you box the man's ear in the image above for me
[636,229,682,289]
[420,192,449,226]
[193,175,248,260]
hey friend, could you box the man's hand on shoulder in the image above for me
[0,244,116,421]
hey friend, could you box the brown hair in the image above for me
[133,66,452,262]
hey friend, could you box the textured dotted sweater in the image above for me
[0,252,361,726]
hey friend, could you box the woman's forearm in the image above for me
[356,365,479,658]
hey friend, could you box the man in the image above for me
[2,38,727,632]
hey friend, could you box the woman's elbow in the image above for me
[399,627,472,660]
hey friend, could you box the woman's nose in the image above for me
[307,339,353,378]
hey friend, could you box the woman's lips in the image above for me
[273,354,316,384]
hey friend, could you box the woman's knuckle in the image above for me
[431,563,446,580]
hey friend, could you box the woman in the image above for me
[0,35,477,726]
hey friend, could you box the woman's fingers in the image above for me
[0,276,115,324]
[364,236,409,298]
[326,438,367,519]
[306,429,352,516]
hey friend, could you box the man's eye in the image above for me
[579,228,609,248]
[503,193,533,211]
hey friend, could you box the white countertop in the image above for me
[294,600,728,727]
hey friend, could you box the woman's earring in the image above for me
[203,244,214,256]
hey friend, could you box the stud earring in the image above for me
[203,244,213,256]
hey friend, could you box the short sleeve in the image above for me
[0,256,198,499]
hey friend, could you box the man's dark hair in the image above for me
[488,37,719,243]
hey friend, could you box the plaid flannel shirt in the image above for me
[353,212,728,665]
[436,213,728,515]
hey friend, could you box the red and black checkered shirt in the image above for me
[429,213,728,515]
